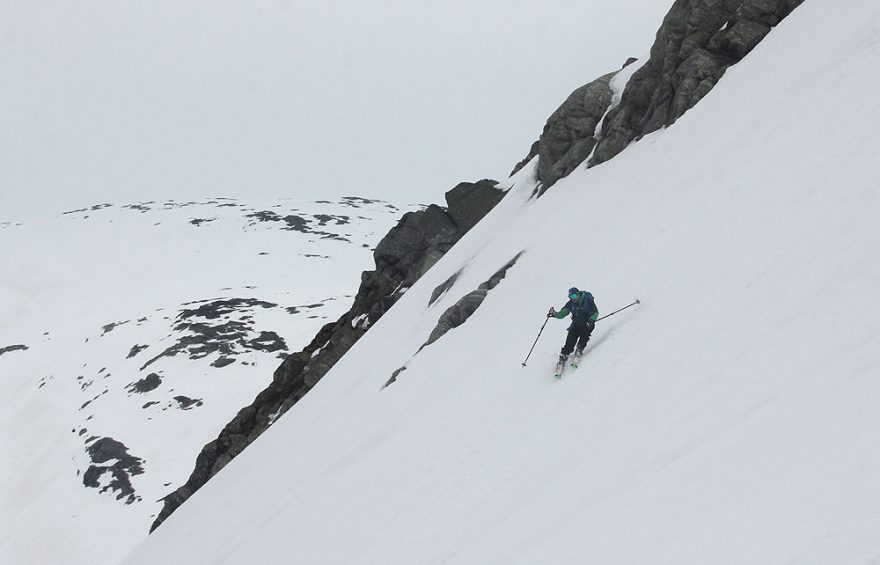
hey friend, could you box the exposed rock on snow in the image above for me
[148,324,336,531]
[385,253,523,388]
[173,396,203,410]
[139,298,288,371]
[444,179,506,233]
[514,0,806,194]
[590,0,805,166]
[150,180,505,531]
[126,344,149,358]
[126,373,162,394]
[423,253,523,348]
[82,437,145,505]
[0,344,29,356]
[1,195,416,564]
[429,269,463,306]
[512,59,637,190]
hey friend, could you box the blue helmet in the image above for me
[568,287,579,298]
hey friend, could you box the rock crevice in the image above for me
[423,253,523,348]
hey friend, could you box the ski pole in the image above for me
[595,299,641,322]
[521,316,550,367]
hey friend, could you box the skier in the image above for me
[548,287,598,368]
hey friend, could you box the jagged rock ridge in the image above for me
[516,0,804,193]
[590,0,805,166]
[150,179,505,531]
[510,58,637,189]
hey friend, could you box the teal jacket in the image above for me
[553,291,598,328]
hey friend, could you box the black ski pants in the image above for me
[561,323,594,356]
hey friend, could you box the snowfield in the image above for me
[120,2,880,564]
[0,197,420,565]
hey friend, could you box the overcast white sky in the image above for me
[0,1,672,219]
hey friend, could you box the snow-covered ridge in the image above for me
[0,196,420,565]
[148,179,506,531]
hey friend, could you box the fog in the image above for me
[0,0,672,219]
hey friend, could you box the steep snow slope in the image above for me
[124,2,880,564]
[0,197,420,565]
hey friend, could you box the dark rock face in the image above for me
[384,253,522,388]
[150,180,505,532]
[512,60,636,191]
[514,0,803,193]
[589,0,805,166]
[444,179,506,233]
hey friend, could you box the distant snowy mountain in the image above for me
[0,196,420,565]
[119,1,880,564]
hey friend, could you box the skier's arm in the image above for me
[586,296,599,322]
[552,307,570,319]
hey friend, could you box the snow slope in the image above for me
[0,197,420,565]
[117,2,880,563]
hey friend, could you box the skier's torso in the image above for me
[566,292,598,328]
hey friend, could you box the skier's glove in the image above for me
[547,307,556,317]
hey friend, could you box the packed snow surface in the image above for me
[121,2,880,563]
[0,197,420,565]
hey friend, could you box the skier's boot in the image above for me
[554,353,569,379]
[571,347,585,368]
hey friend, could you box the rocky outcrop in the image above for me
[590,0,805,166]
[423,253,523,348]
[511,60,636,191]
[383,253,522,388]
[444,179,505,232]
[514,0,804,193]
[150,179,505,532]
[428,268,465,306]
